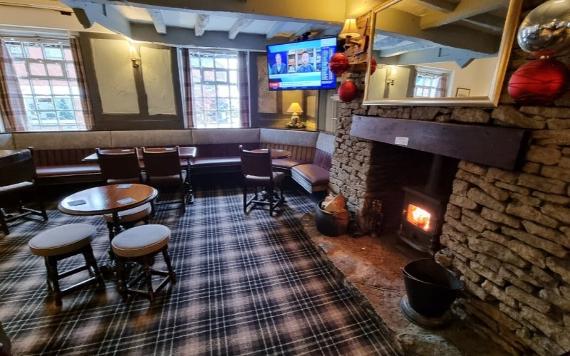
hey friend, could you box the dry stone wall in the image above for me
[328,19,570,356]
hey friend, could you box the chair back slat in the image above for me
[96,148,141,182]
[240,146,272,178]
[143,147,181,178]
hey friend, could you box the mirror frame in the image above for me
[363,0,522,107]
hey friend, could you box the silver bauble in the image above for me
[517,0,570,57]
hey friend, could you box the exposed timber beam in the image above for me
[130,23,268,51]
[194,14,209,36]
[69,0,346,24]
[377,8,501,54]
[420,0,507,29]
[148,9,166,34]
[63,0,131,36]
[228,17,252,39]
[292,23,312,37]
[416,0,457,13]
[266,22,285,39]
[462,14,504,33]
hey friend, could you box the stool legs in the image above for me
[45,257,62,306]
[114,246,176,302]
[162,247,176,284]
[82,245,105,288]
[42,245,104,306]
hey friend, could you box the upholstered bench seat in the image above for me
[191,157,241,167]
[291,164,330,193]
[0,181,34,193]
[36,164,101,177]
[112,224,170,258]
[29,223,96,257]
[271,158,307,169]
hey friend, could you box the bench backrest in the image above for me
[314,132,335,170]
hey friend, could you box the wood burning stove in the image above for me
[399,155,451,254]
[400,187,447,254]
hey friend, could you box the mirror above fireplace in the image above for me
[363,0,522,107]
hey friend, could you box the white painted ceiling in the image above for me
[114,4,337,39]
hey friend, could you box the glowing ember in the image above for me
[406,204,431,231]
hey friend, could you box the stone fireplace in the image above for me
[329,53,570,354]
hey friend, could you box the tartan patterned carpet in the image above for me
[0,185,398,355]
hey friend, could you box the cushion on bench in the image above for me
[291,164,329,193]
[191,157,241,167]
[36,164,101,177]
[272,158,308,169]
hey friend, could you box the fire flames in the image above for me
[406,204,431,231]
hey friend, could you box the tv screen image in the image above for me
[267,37,337,91]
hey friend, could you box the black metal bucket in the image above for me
[315,201,349,237]
[402,258,463,318]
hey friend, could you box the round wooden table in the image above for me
[59,184,158,273]
[59,184,158,219]
[250,148,290,159]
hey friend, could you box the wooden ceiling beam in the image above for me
[194,14,209,36]
[416,0,457,13]
[420,0,507,30]
[148,9,166,34]
[228,17,252,39]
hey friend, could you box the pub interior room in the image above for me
[0,0,569,355]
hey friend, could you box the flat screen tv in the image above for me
[267,37,337,91]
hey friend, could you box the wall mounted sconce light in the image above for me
[339,18,361,49]
[128,40,141,68]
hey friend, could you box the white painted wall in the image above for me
[91,38,140,114]
[421,57,499,97]
[141,46,177,115]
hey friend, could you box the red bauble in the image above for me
[508,58,568,105]
[370,57,377,75]
[338,80,358,102]
[329,52,349,75]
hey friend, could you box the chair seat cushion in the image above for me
[245,171,285,186]
[104,203,152,223]
[0,181,34,193]
[111,224,170,258]
[36,164,101,177]
[292,164,329,185]
[272,158,306,169]
[29,223,96,257]
[191,157,241,167]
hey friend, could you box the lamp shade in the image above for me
[286,102,303,114]
[339,19,360,39]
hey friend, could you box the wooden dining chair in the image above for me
[142,147,190,212]
[0,149,48,235]
[96,148,143,184]
[96,148,151,238]
[239,145,285,216]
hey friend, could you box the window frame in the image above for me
[3,37,86,131]
[412,67,450,98]
[188,50,241,129]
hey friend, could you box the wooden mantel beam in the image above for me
[350,115,528,170]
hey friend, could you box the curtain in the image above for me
[437,74,448,97]
[0,40,27,132]
[69,37,94,130]
[181,48,194,128]
[237,51,250,128]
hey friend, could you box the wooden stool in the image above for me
[111,224,176,302]
[29,223,104,306]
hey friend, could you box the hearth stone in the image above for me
[400,296,453,329]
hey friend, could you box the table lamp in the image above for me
[339,18,361,49]
[286,102,304,128]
